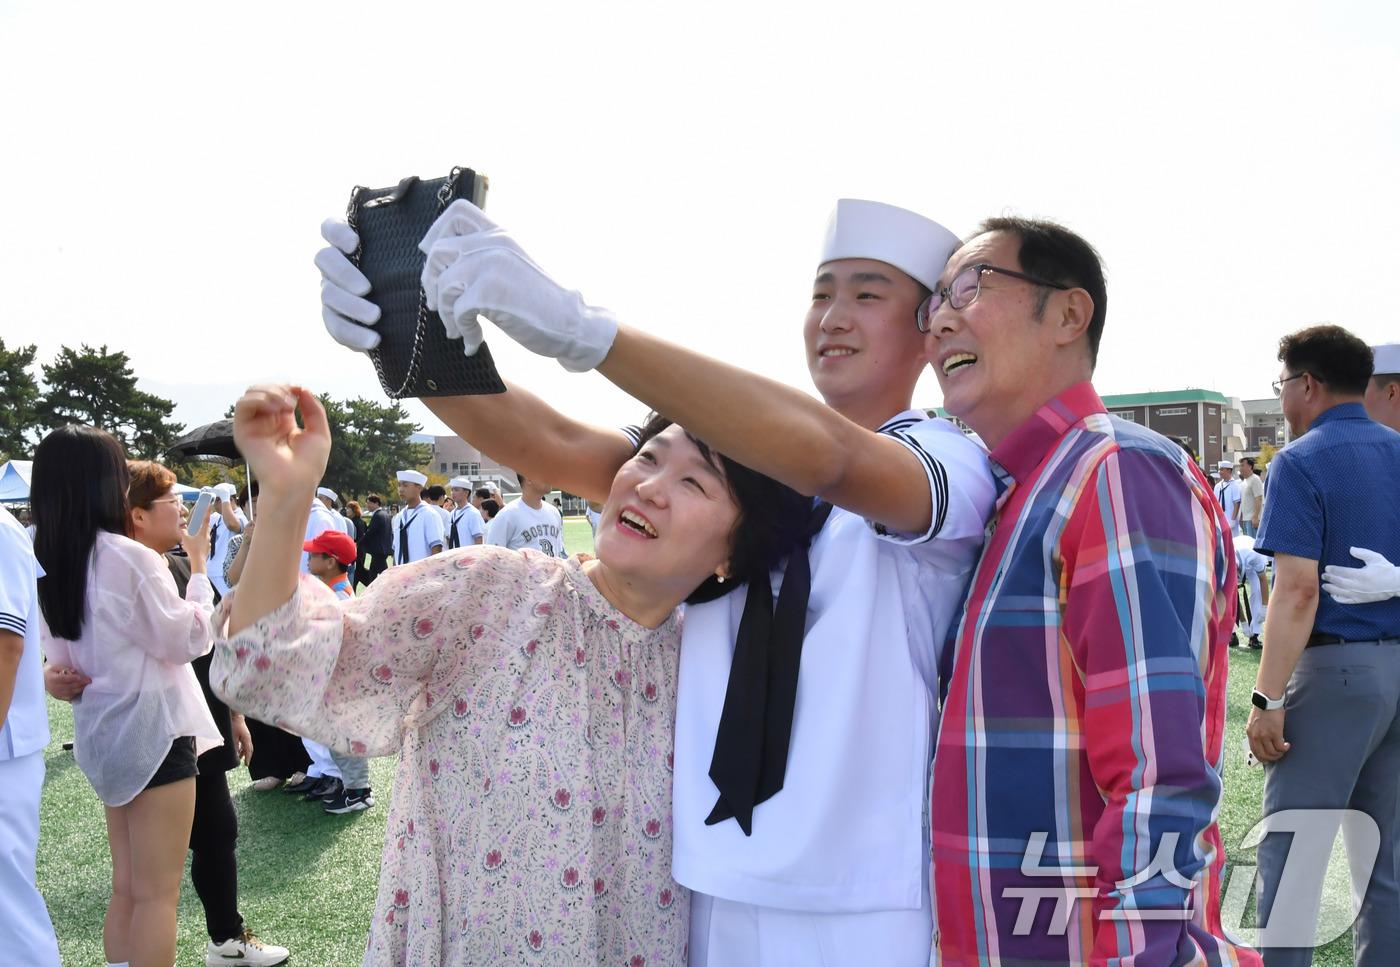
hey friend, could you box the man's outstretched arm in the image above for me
[422,381,634,506]
[597,324,938,534]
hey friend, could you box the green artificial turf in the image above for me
[37,560,1359,965]
[39,695,396,966]
[1219,647,1353,966]
[562,515,596,559]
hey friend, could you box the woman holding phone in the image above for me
[214,385,812,966]
[33,425,222,967]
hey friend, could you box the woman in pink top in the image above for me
[214,385,811,966]
[34,426,222,967]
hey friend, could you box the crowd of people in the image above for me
[1,193,1398,967]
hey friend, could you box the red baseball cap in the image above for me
[303,529,357,565]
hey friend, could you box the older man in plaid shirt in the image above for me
[924,217,1259,966]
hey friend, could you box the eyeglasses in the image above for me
[143,495,184,509]
[1272,373,1307,397]
[916,263,1071,333]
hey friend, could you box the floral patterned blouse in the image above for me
[211,546,688,966]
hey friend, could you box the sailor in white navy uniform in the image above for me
[390,470,445,564]
[315,486,355,539]
[446,476,485,549]
[207,482,246,599]
[0,504,61,966]
[408,197,997,965]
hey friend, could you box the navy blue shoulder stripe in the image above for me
[880,416,925,433]
[883,426,949,539]
[0,612,25,636]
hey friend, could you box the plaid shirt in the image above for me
[932,383,1259,967]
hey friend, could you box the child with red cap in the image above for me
[302,530,373,813]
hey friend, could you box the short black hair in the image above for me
[1240,457,1255,469]
[481,498,502,518]
[1277,325,1373,396]
[423,484,446,501]
[367,493,382,506]
[515,472,525,486]
[474,487,492,500]
[976,216,1108,367]
[629,413,814,606]
[32,425,131,640]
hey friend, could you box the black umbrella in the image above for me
[164,419,240,461]
[164,419,254,522]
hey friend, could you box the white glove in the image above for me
[314,219,382,353]
[419,199,619,373]
[1321,547,1400,605]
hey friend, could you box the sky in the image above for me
[1,0,1396,443]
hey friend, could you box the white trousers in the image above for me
[0,750,61,966]
[688,889,932,967]
[302,738,342,779]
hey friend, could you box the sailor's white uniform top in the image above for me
[448,503,486,546]
[670,411,996,912]
[428,503,452,538]
[207,506,247,598]
[391,503,446,565]
[303,499,348,574]
[334,509,356,539]
[0,506,47,761]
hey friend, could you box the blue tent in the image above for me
[0,460,32,502]
[0,461,206,504]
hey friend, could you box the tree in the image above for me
[35,344,184,458]
[1256,439,1277,473]
[317,395,429,501]
[175,461,247,491]
[0,338,40,460]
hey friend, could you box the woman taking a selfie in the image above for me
[33,426,222,967]
[214,385,811,966]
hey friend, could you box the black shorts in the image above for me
[144,736,199,791]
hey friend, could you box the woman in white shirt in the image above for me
[33,425,222,967]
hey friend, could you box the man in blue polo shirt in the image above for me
[1250,325,1400,966]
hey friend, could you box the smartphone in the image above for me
[1241,735,1261,769]
[187,490,215,538]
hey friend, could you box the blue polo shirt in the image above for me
[1256,402,1400,640]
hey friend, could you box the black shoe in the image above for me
[1248,635,1262,649]
[1229,632,1242,648]
[305,776,342,801]
[324,787,375,814]
[284,773,321,795]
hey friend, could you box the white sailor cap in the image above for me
[448,476,472,491]
[316,486,338,501]
[1218,460,1234,470]
[818,199,961,291]
[1372,343,1400,376]
[397,470,427,486]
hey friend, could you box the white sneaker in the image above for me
[207,929,289,966]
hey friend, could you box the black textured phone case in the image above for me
[347,167,506,398]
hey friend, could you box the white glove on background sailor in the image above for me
[315,201,619,374]
[418,200,618,373]
[1321,547,1400,604]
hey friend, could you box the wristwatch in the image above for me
[1251,688,1284,711]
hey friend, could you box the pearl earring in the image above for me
[717,575,726,584]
